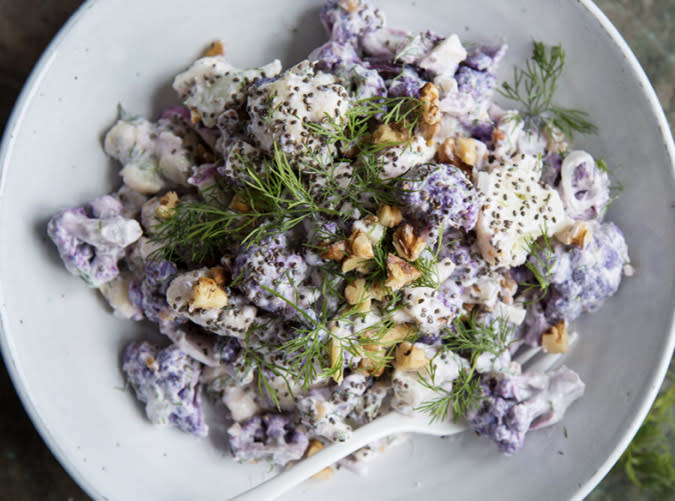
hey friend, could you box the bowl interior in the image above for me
[1,0,674,499]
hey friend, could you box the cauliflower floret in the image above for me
[417,34,467,77]
[47,195,142,288]
[379,135,437,179]
[475,154,570,268]
[122,341,208,436]
[173,56,282,127]
[166,268,258,337]
[319,0,385,45]
[246,62,349,164]
[399,163,479,245]
[227,414,309,466]
[467,366,584,454]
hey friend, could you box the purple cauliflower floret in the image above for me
[47,195,143,288]
[399,163,479,244]
[455,66,497,104]
[320,0,384,45]
[558,150,610,220]
[233,233,318,320]
[214,336,242,363]
[545,222,628,323]
[227,413,309,466]
[387,67,425,97]
[310,41,386,100]
[463,44,507,72]
[128,260,177,323]
[122,341,208,436]
[467,366,585,454]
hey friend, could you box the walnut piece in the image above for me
[380,323,415,346]
[377,204,403,228]
[319,241,346,261]
[203,40,225,57]
[437,137,456,164]
[230,194,251,213]
[189,276,228,312]
[541,321,569,354]
[344,278,372,313]
[393,341,429,371]
[555,221,591,249]
[455,137,482,166]
[384,254,422,290]
[338,0,359,13]
[419,82,441,145]
[372,123,409,145]
[208,267,227,287]
[358,345,386,377]
[306,439,334,479]
[341,256,372,274]
[349,230,375,259]
[156,191,179,220]
[329,338,344,384]
[393,223,426,261]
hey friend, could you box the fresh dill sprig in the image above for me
[499,41,598,140]
[618,371,675,494]
[595,157,624,217]
[520,226,555,302]
[411,224,451,289]
[415,315,514,422]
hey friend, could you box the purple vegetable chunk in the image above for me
[228,414,309,465]
[320,0,384,45]
[128,260,177,323]
[122,341,208,437]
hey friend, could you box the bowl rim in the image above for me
[0,1,674,499]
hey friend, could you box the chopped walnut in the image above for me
[329,338,344,384]
[190,107,201,125]
[437,137,456,164]
[230,194,251,213]
[319,241,346,261]
[368,281,386,301]
[377,205,403,228]
[455,137,482,167]
[555,221,591,249]
[155,191,179,220]
[208,267,227,287]
[203,40,225,57]
[541,321,569,354]
[393,341,429,371]
[338,0,359,13]
[344,278,372,313]
[419,82,441,145]
[341,256,372,274]
[372,123,409,145]
[384,254,422,290]
[305,439,334,479]
[381,323,415,346]
[358,345,386,377]
[188,277,228,312]
[393,224,426,261]
[349,230,375,259]
[544,125,569,154]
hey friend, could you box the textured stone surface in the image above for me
[0,1,672,499]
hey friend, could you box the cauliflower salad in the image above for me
[48,0,632,477]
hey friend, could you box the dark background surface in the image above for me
[0,1,673,499]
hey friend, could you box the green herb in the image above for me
[619,372,675,494]
[415,315,513,422]
[499,41,598,139]
[520,226,555,303]
[595,158,624,217]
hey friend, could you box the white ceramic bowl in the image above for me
[1,1,674,499]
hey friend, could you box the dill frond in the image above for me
[498,41,598,140]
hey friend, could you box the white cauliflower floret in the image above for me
[475,154,570,267]
[173,56,282,127]
[246,62,349,163]
[166,269,258,338]
[99,272,142,320]
[379,135,437,179]
[418,34,467,77]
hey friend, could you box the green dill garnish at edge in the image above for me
[617,372,675,494]
[499,41,598,140]
[414,315,513,423]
